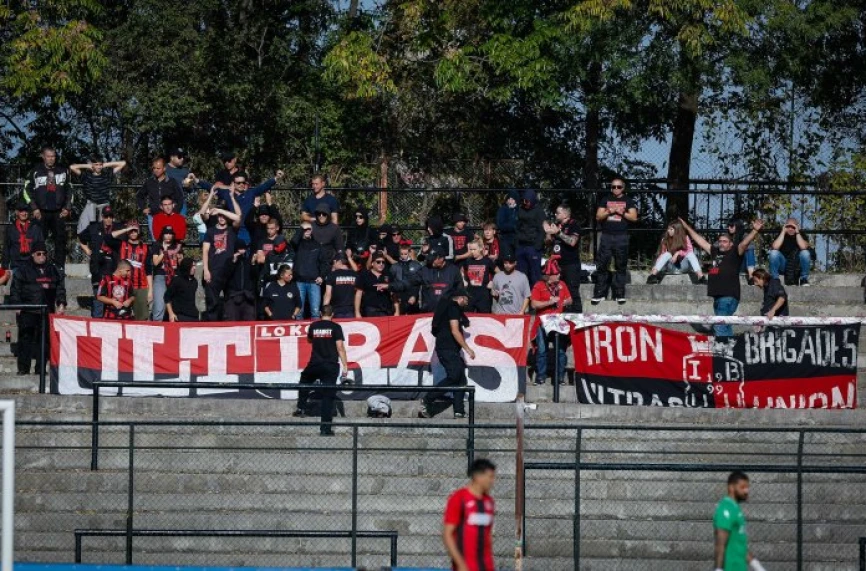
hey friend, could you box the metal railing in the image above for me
[0,304,49,392]
[89,381,476,471]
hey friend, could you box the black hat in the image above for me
[453,213,468,223]
[220,151,236,163]
[235,240,248,252]
[256,205,271,217]
[314,202,332,215]
[500,252,517,263]
[101,206,114,217]
[390,224,402,235]
[427,248,446,260]
[159,226,175,238]
[379,224,392,234]
[31,241,47,253]
[169,147,186,159]
[15,201,29,212]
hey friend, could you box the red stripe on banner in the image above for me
[714,374,857,409]
[49,315,530,402]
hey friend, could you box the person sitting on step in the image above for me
[646,221,706,284]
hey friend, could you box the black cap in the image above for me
[256,205,271,217]
[15,201,29,212]
[314,202,332,215]
[500,252,517,263]
[235,240,248,251]
[453,213,468,223]
[379,224,392,234]
[169,148,186,158]
[427,248,446,260]
[31,241,47,253]
[390,224,402,235]
[101,206,114,217]
[220,151,236,163]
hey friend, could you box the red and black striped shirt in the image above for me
[119,240,149,290]
[97,274,133,320]
[444,487,495,571]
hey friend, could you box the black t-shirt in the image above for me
[707,245,743,300]
[598,193,637,234]
[81,170,114,204]
[325,269,358,313]
[307,320,344,366]
[778,231,808,258]
[464,257,495,303]
[263,280,301,320]
[432,298,468,351]
[204,226,237,275]
[447,227,474,256]
[761,278,789,316]
[356,270,393,315]
[552,218,581,265]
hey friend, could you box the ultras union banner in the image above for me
[50,315,530,402]
[571,323,858,409]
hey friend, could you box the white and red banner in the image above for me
[49,315,530,402]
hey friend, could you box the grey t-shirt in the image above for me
[491,270,531,314]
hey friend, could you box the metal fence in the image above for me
[1,180,865,271]
[11,419,866,570]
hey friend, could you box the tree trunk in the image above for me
[349,0,359,18]
[666,88,699,220]
[582,61,603,191]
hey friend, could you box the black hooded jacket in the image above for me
[517,190,545,250]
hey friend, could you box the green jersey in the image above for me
[713,496,748,571]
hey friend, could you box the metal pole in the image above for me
[797,430,804,571]
[573,428,582,571]
[74,532,82,563]
[0,402,15,571]
[467,388,475,470]
[553,334,560,403]
[126,425,135,565]
[91,386,100,471]
[351,426,358,568]
[38,306,47,394]
[390,534,398,567]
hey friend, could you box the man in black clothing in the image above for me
[769,217,812,286]
[4,201,44,273]
[419,288,475,419]
[355,251,395,317]
[545,204,582,312]
[324,255,359,318]
[23,147,73,273]
[391,249,463,313]
[293,305,350,436]
[263,265,302,320]
[136,157,184,239]
[291,222,330,319]
[591,178,638,305]
[79,206,121,318]
[516,190,546,286]
[8,242,66,375]
[448,213,474,264]
[202,212,238,321]
[165,257,200,322]
[224,241,257,321]
[390,242,423,314]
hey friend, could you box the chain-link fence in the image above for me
[12,420,866,569]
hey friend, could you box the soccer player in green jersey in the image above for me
[714,471,766,571]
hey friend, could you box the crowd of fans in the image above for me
[5,146,815,380]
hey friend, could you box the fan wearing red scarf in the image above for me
[530,257,573,386]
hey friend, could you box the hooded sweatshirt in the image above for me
[496,189,520,238]
[517,190,545,250]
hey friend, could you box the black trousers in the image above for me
[203,276,228,321]
[593,233,629,299]
[224,295,256,321]
[560,263,583,313]
[424,348,467,414]
[41,210,68,270]
[298,363,339,427]
[16,312,48,374]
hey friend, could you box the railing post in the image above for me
[797,430,804,571]
[351,426,358,569]
[38,306,47,394]
[467,388,475,471]
[573,427,582,571]
[390,533,398,567]
[126,424,135,565]
[74,531,82,563]
[91,384,100,471]
[553,334,561,403]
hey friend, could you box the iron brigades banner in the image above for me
[50,315,529,402]
[571,323,858,409]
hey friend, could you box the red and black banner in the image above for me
[571,323,858,409]
[50,315,530,402]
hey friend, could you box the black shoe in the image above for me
[292,408,306,418]
[616,297,626,305]
[799,277,810,287]
[696,276,707,284]
[453,412,465,419]
[533,377,546,386]
[646,275,660,285]
[320,429,335,436]
[417,405,432,419]
[590,297,603,305]
[16,369,29,375]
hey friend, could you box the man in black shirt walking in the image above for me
[294,305,350,436]
[592,178,638,305]
[419,288,476,419]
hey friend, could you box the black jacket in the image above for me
[23,164,73,211]
[227,254,256,300]
[164,275,199,319]
[4,220,44,270]
[290,231,330,282]
[136,176,184,213]
[517,190,545,250]
[9,259,66,312]
[391,262,463,313]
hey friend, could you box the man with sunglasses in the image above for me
[355,251,396,317]
[8,241,66,375]
[769,218,811,286]
[591,178,638,305]
[680,216,763,337]
[311,202,343,267]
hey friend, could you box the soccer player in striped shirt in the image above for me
[443,459,497,571]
